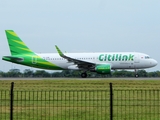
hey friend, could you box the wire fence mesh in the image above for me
[0,80,160,120]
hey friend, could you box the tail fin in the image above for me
[5,30,34,55]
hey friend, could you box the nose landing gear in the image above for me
[135,69,139,78]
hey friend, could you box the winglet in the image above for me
[55,45,64,57]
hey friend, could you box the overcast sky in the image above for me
[0,0,159,72]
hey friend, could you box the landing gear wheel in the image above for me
[81,73,87,78]
[135,74,139,78]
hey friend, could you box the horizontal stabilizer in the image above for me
[2,56,24,62]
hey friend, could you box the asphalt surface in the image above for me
[0,77,160,80]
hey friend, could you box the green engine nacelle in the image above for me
[95,64,111,74]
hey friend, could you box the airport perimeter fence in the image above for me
[0,82,160,120]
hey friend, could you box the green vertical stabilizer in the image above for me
[5,30,35,55]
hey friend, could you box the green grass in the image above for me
[1,79,160,90]
[0,79,160,120]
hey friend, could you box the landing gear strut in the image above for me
[135,69,139,78]
[81,72,87,78]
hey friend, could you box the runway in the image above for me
[0,77,160,80]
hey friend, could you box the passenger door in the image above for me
[32,56,37,64]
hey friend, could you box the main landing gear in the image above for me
[81,72,87,78]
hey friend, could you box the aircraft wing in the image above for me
[55,45,96,69]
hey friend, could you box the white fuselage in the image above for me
[36,52,157,70]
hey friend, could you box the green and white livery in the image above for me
[2,30,158,78]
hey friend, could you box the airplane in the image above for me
[2,30,158,78]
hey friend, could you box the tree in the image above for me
[23,69,34,77]
[51,72,62,77]
[156,71,160,77]
[137,70,148,77]
[7,69,22,77]
[34,70,51,77]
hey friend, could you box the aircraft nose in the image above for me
[152,59,158,67]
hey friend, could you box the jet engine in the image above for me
[95,64,111,74]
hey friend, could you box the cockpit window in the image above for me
[145,56,151,59]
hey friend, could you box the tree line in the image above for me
[0,69,160,78]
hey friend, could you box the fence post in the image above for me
[110,83,113,120]
[10,82,14,120]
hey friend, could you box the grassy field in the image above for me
[1,79,160,90]
[0,79,160,120]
